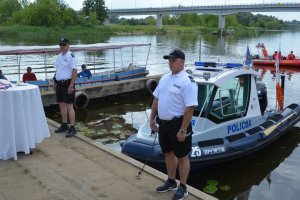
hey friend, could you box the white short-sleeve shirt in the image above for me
[153,70,198,120]
[55,50,78,81]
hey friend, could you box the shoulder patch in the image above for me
[71,53,75,58]
[188,75,195,83]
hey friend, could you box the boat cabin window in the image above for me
[195,84,213,116]
[208,74,250,123]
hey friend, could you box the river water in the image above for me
[2,30,300,200]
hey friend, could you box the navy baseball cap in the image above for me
[163,49,185,60]
[59,37,69,44]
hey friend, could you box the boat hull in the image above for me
[253,59,300,67]
[121,103,300,172]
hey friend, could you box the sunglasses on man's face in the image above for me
[59,43,67,46]
[169,58,177,63]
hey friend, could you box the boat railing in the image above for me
[0,42,151,82]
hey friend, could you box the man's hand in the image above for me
[68,87,74,94]
[150,118,158,133]
[177,131,186,142]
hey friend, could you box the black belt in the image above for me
[57,79,71,84]
[158,116,183,125]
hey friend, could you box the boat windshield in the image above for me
[195,84,214,117]
[194,74,251,122]
[207,74,251,123]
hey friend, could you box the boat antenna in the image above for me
[136,109,157,179]
[120,48,123,68]
[17,54,21,81]
[199,36,202,62]
[131,45,134,66]
[136,130,157,179]
[145,44,151,68]
[43,54,47,79]
[113,49,115,72]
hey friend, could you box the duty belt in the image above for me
[57,79,71,84]
[158,116,183,125]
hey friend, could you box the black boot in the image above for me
[55,124,69,133]
[65,126,77,138]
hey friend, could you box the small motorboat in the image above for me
[121,65,300,171]
[253,59,300,67]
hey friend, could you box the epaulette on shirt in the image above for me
[188,75,195,83]
[71,53,75,57]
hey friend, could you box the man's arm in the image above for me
[177,106,195,142]
[88,70,92,78]
[68,69,77,94]
[181,106,195,132]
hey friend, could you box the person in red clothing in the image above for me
[22,67,37,82]
[288,51,296,60]
[272,51,278,60]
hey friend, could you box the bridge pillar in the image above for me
[156,14,163,29]
[218,15,225,30]
[103,18,110,26]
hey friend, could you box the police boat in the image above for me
[121,66,300,171]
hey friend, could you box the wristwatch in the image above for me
[179,128,187,134]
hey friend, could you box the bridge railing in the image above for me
[108,3,300,13]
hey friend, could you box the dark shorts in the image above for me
[158,117,192,158]
[56,79,75,104]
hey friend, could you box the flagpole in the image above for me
[275,43,283,111]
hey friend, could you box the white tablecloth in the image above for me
[0,84,50,160]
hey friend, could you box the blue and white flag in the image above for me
[245,45,252,66]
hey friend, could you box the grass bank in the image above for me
[0,24,209,37]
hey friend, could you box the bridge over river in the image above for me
[108,3,300,29]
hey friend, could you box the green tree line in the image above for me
[0,0,298,30]
[0,0,107,27]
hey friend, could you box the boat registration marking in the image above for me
[227,120,252,134]
[191,146,201,157]
[202,147,225,155]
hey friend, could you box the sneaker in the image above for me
[172,185,188,200]
[156,180,177,193]
[55,124,69,133]
[65,127,77,138]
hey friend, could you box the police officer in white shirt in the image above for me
[150,49,198,200]
[54,37,78,138]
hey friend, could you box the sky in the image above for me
[64,0,300,21]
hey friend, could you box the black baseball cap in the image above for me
[59,37,69,44]
[163,49,185,60]
[81,64,86,68]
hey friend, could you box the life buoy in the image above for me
[145,79,158,95]
[276,83,283,111]
[74,91,89,109]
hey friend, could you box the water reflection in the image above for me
[253,65,300,81]
[45,94,153,146]
[188,130,300,200]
